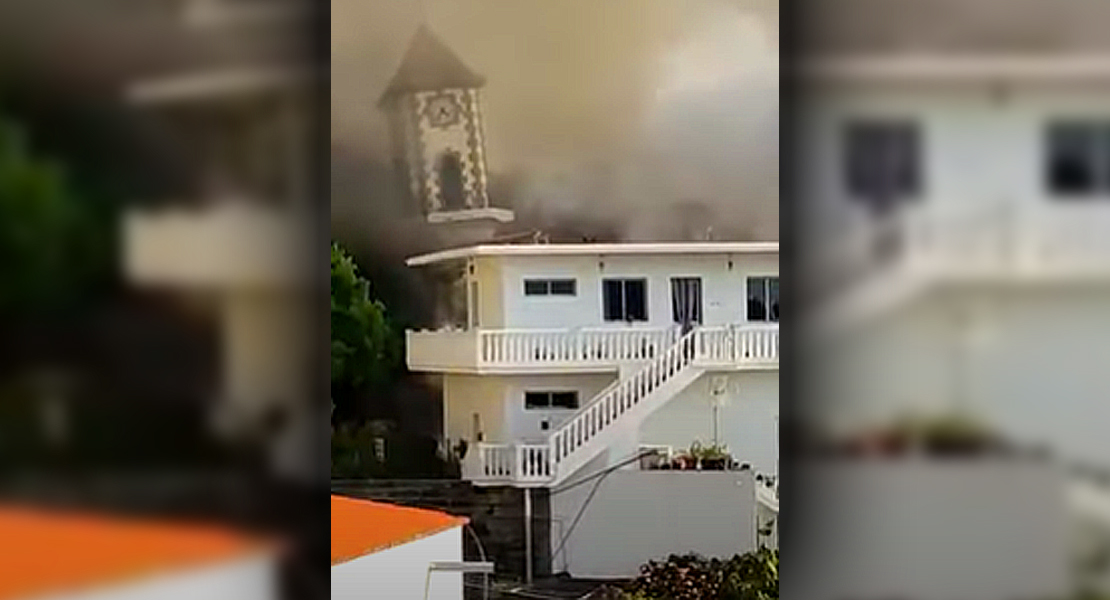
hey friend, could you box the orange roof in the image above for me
[0,504,272,600]
[331,495,468,565]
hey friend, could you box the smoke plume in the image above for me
[331,0,779,253]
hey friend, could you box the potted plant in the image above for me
[672,445,699,470]
[840,425,912,458]
[916,413,996,456]
[700,443,731,470]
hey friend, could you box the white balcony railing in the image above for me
[408,324,778,372]
[123,204,313,288]
[479,327,680,366]
[695,325,779,367]
[808,202,1110,302]
[465,443,553,484]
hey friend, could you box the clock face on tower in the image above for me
[425,93,461,128]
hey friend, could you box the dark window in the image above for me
[551,392,579,409]
[549,279,577,296]
[602,278,648,322]
[1046,122,1110,197]
[524,280,549,296]
[747,277,779,323]
[438,151,466,210]
[844,120,922,211]
[523,279,577,296]
[525,391,579,410]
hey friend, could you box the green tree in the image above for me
[330,241,402,424]
[0,118,107,320]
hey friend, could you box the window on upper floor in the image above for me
[843,120,922,211]
[524,391,579,410]
[602,278,648,322]
[1046,121,1110,197]
[747,276,779,323]
[523,278,577,296]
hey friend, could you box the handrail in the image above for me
[549,328,701,471]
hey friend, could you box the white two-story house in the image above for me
[405,242,780,488]
[794,5,1110,594]
[798,43,1110,467]
[793,7,1110,595]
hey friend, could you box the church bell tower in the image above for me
[379,25,514,233]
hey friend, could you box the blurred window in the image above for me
[1046,122,1110,197]
[843,120,922,210]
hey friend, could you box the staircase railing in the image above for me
[549,328,701,474]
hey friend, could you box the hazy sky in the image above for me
[332,0,779,241]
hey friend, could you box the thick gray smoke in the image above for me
[332,0,779,253]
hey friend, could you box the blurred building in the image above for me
[113,0,320,483]
[0,503,278,600]
[797,0,1110,595]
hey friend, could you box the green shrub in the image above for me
[622,548,778,600]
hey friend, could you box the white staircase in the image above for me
[548,329,704,483]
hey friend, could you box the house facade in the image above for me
[796,4,1110,594]
[799,54,1110,464]
[116,0,319,482]
[405,242,780,487]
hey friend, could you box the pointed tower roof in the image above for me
[378,25,486,106]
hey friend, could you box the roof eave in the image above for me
[405,242,781,267]
[798,54,1110,83]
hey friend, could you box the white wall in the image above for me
[787,459,1069,600]
[477,252,777,330]
[443,374,509,445]
[640,370,779,474]
[42,554,277,600]
[550,470,759,578]
[808,285,1110,467]
[331,526,464,600]
[800,83,1110,242]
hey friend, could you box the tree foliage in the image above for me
[330,242,401,423]
[0,119,107,319]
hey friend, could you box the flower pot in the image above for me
[701,458,727,471]
[923,437,990,457]
[674,456,697,471]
